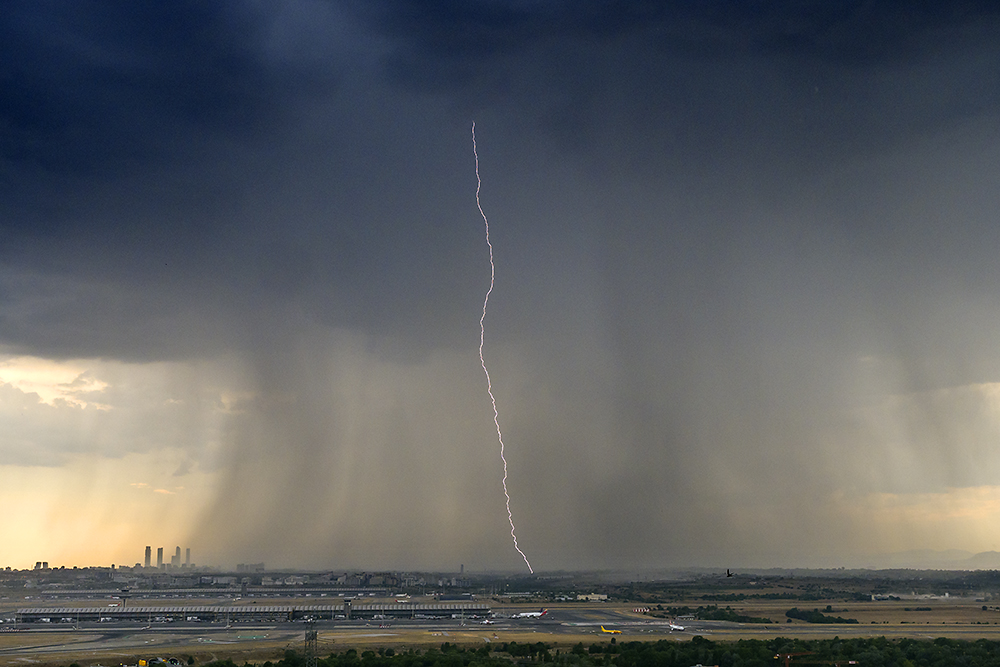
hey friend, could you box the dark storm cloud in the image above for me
[355,0,1000,167]
[0,2,370,360]
[0,0,331,180]
[0,1,350,359]
[357,0,1000,68]
[4,1,1000,360]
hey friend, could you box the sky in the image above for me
[3,1,1000,573]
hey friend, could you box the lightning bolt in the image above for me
[472,121,534,574]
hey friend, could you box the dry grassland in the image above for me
[685,597,1000,626]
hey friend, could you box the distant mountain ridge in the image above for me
[962,551,1000,569]
[867,549,1000,570]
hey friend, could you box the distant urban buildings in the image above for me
[236,563,265,573]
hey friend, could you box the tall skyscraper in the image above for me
[156,547,163,568]
[144,546,151,568]
[185,548,190,567]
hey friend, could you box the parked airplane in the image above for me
[600,626,621,634]
[511,608,548,618]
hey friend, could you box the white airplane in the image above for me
[480,619,495,625]
[511,608,548,619]
[669,622,685,631]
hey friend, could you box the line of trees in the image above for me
[183,636,1000,667]
[785,607,859,624]
[653,605,771,622]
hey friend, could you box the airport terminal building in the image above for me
[14,601,490,624]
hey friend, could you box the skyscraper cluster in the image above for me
[144,545,191,569]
